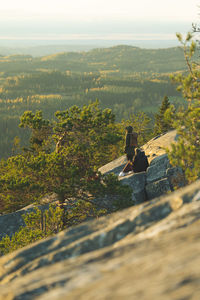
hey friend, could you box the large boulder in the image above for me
[99,131,184,203]
[146,154,171,184]
[142,130,178,163]
[119,172,147,204]
[0,180,199,300]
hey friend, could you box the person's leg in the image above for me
[119,150,135,176]
[119,162,131,176]
[122,161,132,172]
[119,154,133,176]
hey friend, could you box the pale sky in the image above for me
[0,0,199,22]
[0,0,199,44]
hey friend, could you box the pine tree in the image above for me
[0,101,132,215]
[154,96,173,135]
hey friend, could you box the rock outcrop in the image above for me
[0,179,199,299]
[100,130,184,204]
[99,130,178,176]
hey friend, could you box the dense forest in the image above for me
[0,45,186,158]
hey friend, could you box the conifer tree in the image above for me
[0,101,132,215]
[154,96,173,135]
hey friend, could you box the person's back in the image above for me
[129,131,138,148]
[132,148,149,173]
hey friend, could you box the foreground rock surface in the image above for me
[0,180,200,300]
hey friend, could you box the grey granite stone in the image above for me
[150,153,169,166]
[120,172,147,204]
[145,178,172,200]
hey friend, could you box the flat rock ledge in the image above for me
[0,179,199,300]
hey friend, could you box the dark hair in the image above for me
[125,126,133,133]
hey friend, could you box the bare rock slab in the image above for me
[0,180,199,300]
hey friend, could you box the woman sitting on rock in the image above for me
[119,126,138,177]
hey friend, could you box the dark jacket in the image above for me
[132,149,149,172]
[124,132,138,154]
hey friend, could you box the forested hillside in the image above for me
[0,45,185,158]
[0,35,199,256]
[0,45,186,73]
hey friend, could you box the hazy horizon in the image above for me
[0,0,199,53]
[0,20,194,51]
